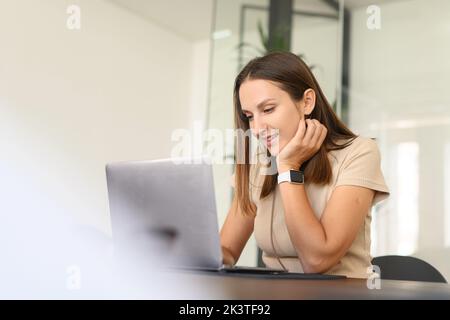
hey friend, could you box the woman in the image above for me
[220,51,389,278]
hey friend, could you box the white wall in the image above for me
[190,39,212,132]
[0,0,208,236]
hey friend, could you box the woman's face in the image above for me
[239,79,305,156]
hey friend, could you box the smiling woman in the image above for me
[220,52,390,278]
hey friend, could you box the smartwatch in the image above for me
[277,169,304,185]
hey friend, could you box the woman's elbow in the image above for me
[301,254,336,274]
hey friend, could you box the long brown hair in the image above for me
[234,51,357,216]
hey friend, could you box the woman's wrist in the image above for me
[277,162,303,173]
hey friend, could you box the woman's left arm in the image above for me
[276,118,374,273]
[278,182,374,273]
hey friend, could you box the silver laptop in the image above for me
[105,156,286,274]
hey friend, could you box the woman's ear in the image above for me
[303,88,316,117]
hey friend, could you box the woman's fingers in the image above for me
[319,125,327,145]
[311,119,325,147]
[294,118,307,141]
[303,119,316,145]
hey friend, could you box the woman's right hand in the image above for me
[221,246,236,266]
[276,118,327,172]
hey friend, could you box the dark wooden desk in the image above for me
[171,271,450,299]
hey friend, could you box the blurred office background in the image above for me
[1,0,450,283]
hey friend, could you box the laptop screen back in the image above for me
[105,157,223,269]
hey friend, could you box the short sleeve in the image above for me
[335,138,390,205]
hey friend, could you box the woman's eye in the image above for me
[246,115,253,121]
[263,107,275,113]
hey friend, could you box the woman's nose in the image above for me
[251,116,267,139]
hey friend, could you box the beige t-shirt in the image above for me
[231,136,390,279]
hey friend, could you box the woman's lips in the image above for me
[266,133,278,146]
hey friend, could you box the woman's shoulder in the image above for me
[331,136,390,200]
[329,136,380,163]
[332,136,378,153]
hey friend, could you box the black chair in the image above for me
[371,255,447,283]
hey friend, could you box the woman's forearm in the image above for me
[278,182,336,273]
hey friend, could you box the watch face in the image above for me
[290,170,304,184]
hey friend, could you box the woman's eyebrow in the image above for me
[241,98,276,113]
